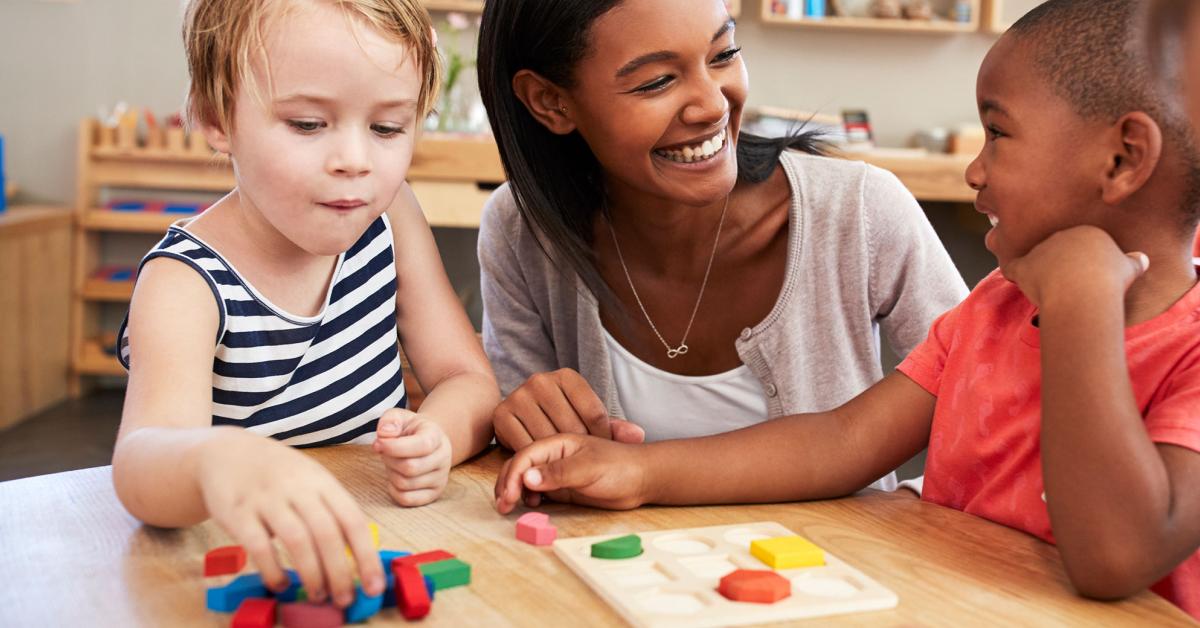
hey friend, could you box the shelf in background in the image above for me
[82,278,134,302]
[76,338,124,377]
[422,0,741,17]
[760,13,978,33]
[82,209,183,233]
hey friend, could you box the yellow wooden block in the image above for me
[749,535,825,569]
[345,522,381,560]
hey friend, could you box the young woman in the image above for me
[476,0,965,495]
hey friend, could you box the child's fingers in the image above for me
[292,496,357,608]
[381,451,444,478]
[375,408,414,439]
[320,490,385,597]
[387,484,442,507]
[387,468,447,493]
[496,435,581,511]
[224,510,289,592]
[375,426,441,460]
[261,504,328,604]
[1126,251,1150,276]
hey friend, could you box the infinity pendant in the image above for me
[667,345,689,359]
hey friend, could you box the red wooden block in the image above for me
[392,549,454,569]
[205,545,247,576]
[231,598,276,628]
[717,569,791,604]
[393,562,431,620]
[279,602,343,628]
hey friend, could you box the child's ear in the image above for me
[1101,112,1163,205]
[511,70,577,135]
[197,113,232,155]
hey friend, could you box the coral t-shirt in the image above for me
[898,269,1200,619]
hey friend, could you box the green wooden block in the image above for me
[591,534,643,560]
[418,558,471,590]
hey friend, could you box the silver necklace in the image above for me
[606,195,730,359]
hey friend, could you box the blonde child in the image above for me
[112,0,498,609]
[495,0,1200,617]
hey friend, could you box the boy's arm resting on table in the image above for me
[1039,278,1200,600]
[113,257,385,607]
[495,371,935,512]
[386,183,499,464]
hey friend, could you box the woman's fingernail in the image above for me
[525,468,542,487]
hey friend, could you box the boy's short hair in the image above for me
[1008,0,1200,225]
[183,0,441,133]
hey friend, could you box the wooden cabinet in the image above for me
[1,206,72,428]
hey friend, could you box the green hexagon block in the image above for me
[418,558,471,590]
[590,534,643,560]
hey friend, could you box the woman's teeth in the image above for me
[655,128,727,164]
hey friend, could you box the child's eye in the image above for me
[986,125,1006,140]
[633,76,674,93]
[287,120,325,133]
[371,124,406,137]
[712,46,742,65]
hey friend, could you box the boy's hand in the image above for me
[197,433,384,609]
[493,368,646,450]
[1001,225,1149,308]
[372,409,452,507]
[494,434,649,513]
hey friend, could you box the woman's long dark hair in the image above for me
[477,0,824,304]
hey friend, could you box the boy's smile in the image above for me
[965,34,1106,267]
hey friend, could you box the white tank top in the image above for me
[603,330,770,442]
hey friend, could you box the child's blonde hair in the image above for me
[183,0,441,132]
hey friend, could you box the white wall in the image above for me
[0,0,1010,204]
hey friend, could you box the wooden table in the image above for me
[0,447,1193,627]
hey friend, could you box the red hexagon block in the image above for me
[717,569,791,604]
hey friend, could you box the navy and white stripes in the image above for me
[118,215,406,447]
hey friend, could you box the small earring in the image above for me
[559,105,568,114]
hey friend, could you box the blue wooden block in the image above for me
[205,573,267,612]
[344,583,383,623]
[164,203,201,214]
[378,549,411,573]
[109,269,133,281]
[275,569,304,602]
[111,201,146,211]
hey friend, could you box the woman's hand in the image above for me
[494,433,651,513]
[492,369,645,450]
[372,409,453,507]
[197,433,384,609]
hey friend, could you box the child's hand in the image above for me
[372,409,452,507]
[493,368,646,450]
[197,433,384,608]
[1001,225,1149,308]
[494,434,648,514]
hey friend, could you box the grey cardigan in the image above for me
[478,151,968,422]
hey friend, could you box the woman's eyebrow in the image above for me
[614,19,736,79]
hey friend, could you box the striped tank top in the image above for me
[117,215,407,447]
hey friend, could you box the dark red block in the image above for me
[393,562,431,620]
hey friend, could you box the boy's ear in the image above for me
[196,111,232,155]
[1101,111,1163,205]
[511,70,577,135]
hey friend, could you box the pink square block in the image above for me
[516,512,557,546]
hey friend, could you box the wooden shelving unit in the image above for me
[761,0,980,33]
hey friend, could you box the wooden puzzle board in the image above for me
[552,521,897,627]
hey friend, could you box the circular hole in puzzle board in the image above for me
[651,534,716,555]
[605,562,673,588]
[722,528,771,547]
[678,555,739,579]
[790,573,861,598]
[636,590,710,615]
